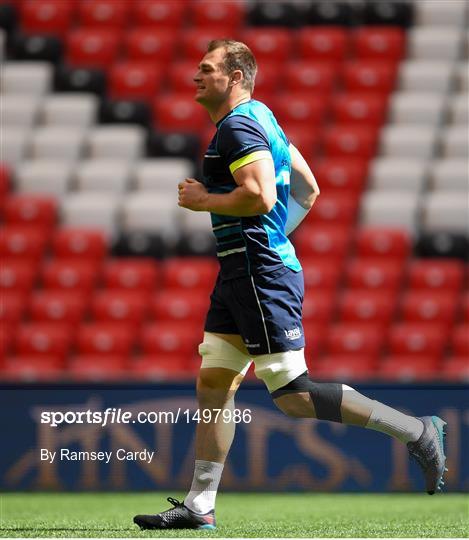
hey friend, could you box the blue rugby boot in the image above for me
[407,416,448,495]
[133,497,216,530]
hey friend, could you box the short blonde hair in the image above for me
[207,39,257,93]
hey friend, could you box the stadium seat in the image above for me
[41,259,100,293]
[422,192,468,234]
[178,211,215,257]
[400,291,458,326]
[354,228,411,261]
[240,28,292,63]
[284,61,338,94]
[338,290,396,324]
[168,60,202,94]
[102,258,159,291]
[134,158,193,192]
[415,0,467,26]
[379,355,440,381]
[124,29,175,63]
[132,0,185,29]
[407,27,463,61]
[0,323,13,365]
[368,158,427,192]
[301,258,343,292]
[325,323,385,356]
[0,226,49,262]
[4,195,57,230]
[461,292,469,323]
[303,193,358,227]
[398,60,453,93]
[303,321,327,360]
[293,224,351,262]
[78,0,129,29]
[1,127,29,165]
[60,193,121,236]
[1,62,52,95]
[247,1,299,27]
[40,94,98,126]
[30,127,87,161]
[456,62,468,92]
[68,354,128,381]
[312,355,378,381]
[352,27,406,61]
[161,257,218,292]
[313,158,368,195]
[147,131,200,161]
[282,126,320,162]
[54,65,106,96]
[431,159,468,191]
[75,159,131,193]
[342,61,397,93]
[360,191,419,231]
[131,355,195,381]
[150,290,209,323]
[109,62,162,101]
[362,1,414,27]
[181,27,236,60]
[14,322,74,360]
[440,126,468,159]
[0,163,11,209]
[331,93,388,127]
[2,355,65,382]
[272,93,328,127]
[345,258,404,292]
[304,1,357,26]
[153,94,210,133]
[415,232,469,261]
[252,61,282,95]
[389,93,445,125]
[451,324,469,356]
[191,1,245,30]
[302,290,336,323]
[19,0,73,37]
[407,260,464,292]
[99,99,151,127]
[87,125,146,159]
[29,290,87,325]
[297,27,349,62]
[441,356,469,382]
[52,228,107,260]
[91,290,148,326]
[323,126,378,159]
[0,260,37,294]
[66,29,122,68]
[77,322,136,355]
[14,160,74,197]
[0,291,26,325]
[387,322,448,358]
[379,125,437,159]
[1,95,41,127]
[140,322,201,356]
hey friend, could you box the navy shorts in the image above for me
[205,266,305,355]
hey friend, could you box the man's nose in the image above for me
[193,72,201,82]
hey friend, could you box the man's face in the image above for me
[193,48,231,105]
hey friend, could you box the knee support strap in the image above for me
[271,371,343,423]
[199,332,251,375]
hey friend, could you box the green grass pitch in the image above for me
[0,492,467,538]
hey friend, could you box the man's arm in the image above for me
[178,156,277,217]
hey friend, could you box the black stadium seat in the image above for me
[13,34,63,63]
[54,65,107,96]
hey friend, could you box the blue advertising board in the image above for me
[1,383,467,492]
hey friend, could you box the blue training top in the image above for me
[202,99,302,280]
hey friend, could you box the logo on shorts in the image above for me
[284,327,302,341]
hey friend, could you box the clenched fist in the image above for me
[178,178,209,211]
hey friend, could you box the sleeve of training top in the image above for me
[217,115,272,175]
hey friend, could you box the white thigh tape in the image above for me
[199,332,252,375]
[253,348,307,393]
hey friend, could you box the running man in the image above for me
[134,39,447,531]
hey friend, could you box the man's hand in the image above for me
[178,178,209,211]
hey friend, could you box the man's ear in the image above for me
[230,70,243,86]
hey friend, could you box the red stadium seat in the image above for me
[77,323,135,356]
[301,258,342,292]
[191,1,245,30]
[66,28,121,68]
[0,260,37,294]
[338,290,396,324]
[0,324,13,365]
[78,0,129,28]
[2,355,65,382]
[0,291,26,325]
[323,125,378,159]
[131,355,194,380]
[140,322,201,356]
[312,355,378,381]
[0,226,49,262]
[169,60,200,94]
[298,27,349,62]
[153,94,209,133]
[303,192,359,227]
[343,61,398,93]
[345,258,404,292]
[254,61,282,95]
[161,257,218,292]
[124,29,176,63]
[150,290,209,323]
[407,260,464,293]
[400,291,458,326]
[29,290,87,324]
[285,61,339,94]
[388,323,448,358]
[331,92,388,127]
[313,158,368,195]
[379,355,440,381]
[181,27,236,60]
[353,27,406,61]
[4,195,57,230]
[293,224,351,262]
[91,290,148,326]
[441,356,469,382]
[68,354,128,381]
[52,228,107,260]
[325,323,385,357]
[461,291,469,322]
[15,322,74,360]
[241,28,293,63]
[303,321,327,360]
[0,163,11,212]
[20,0,73,37]
[102,258,158,291]
[109,62,163,100]
[41,259,100,293]
[451,324,469,356]
[302,290,336,323]
[283,126,321,162]
[354,228,411,262]
[132,0,185,29]
[271,93,328,127]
